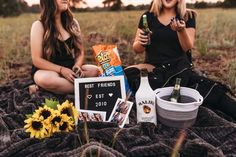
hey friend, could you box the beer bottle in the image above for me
[142,14,151,45]
[135,69,157,125]
[170,78,182,103]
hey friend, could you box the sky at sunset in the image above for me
[25,0,224,7]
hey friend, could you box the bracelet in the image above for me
[59,66,63,74]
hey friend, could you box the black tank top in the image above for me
[31,37,75,76]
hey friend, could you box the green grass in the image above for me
[0,9,236,91]
[196,9,236,51]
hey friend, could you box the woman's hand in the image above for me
[138,29,151,46]
[170,18,186,32]
[72,65,85,78]
[60,67,76,83]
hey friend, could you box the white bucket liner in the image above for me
[155,87,203,128]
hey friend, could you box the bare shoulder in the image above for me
[31,20,44,33]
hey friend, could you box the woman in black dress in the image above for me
[30,0,99,94]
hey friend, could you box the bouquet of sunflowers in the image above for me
[24,99,78,139]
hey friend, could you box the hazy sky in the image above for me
[25,0,223,7]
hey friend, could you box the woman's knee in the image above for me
[34,71,59,89]
[82,64,100,77]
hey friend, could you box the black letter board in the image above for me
[74,76,126,120]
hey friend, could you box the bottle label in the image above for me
[174,84,180,90]
[138,100,155,106]
[136,99,157,125]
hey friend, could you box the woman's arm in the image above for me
[170,19,195,52]
[30,21,62,73]
[177,27,195,52]
[73,19,84,68]
[133,29,149,54]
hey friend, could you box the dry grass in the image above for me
[0,9,235,91]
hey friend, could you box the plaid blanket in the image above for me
[0,78,236,157]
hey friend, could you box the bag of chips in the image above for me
[92,44,130,92]
[92,45,123,76]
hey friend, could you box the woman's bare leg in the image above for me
[34,70,74,94]
[33,65,99,94]
[81,64,100,77]
[125,63,155,72]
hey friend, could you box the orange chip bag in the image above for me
[93,45,123,76]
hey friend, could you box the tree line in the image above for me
[0,0,236,17]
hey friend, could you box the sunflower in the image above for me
[57,100,79,124]
[33,106,55,121]
[59,114,74,132]
[47,111,74,133]
[46,111,63,133]
[24,117,49,139]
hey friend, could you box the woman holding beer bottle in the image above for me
[125,0,236,120]
[129,0,196,71]
[29,0,99,94]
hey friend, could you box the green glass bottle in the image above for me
[170,78,182,103]
[142,14,151,45]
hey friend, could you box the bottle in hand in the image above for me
[170,78,182,103]
[135,69,157,125]
[142,14,151,46]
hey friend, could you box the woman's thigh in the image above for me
[125,63,155,72]
[34,70,74,94]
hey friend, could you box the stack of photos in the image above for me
[108,98,133,128]
[78,98,133,128]
[78,109,106,122]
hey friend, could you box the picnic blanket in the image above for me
[0,78,236,157]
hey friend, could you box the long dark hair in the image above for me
[39,0,82,60]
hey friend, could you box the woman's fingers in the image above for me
[67,73,75,83]
[80,71,85,77]
[176,20,186,31]
[138,32,149,45]
[172,19,178,28]
[170,24,175,31]
[139,33,148,39]
[170,18,186,32]
[61,67,77,82]
[177,20,185,27]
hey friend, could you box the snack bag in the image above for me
[92,44,130,92]
[93,45,122,76]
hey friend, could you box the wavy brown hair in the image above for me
[39,0,82,60]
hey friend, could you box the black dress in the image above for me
[31,37,75,77]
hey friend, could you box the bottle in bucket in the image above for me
[169,78,181,103]
[135,69,157,125]
[142,14,151,46]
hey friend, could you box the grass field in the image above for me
[0,9,235,92]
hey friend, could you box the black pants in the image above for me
[124,67,236,120]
